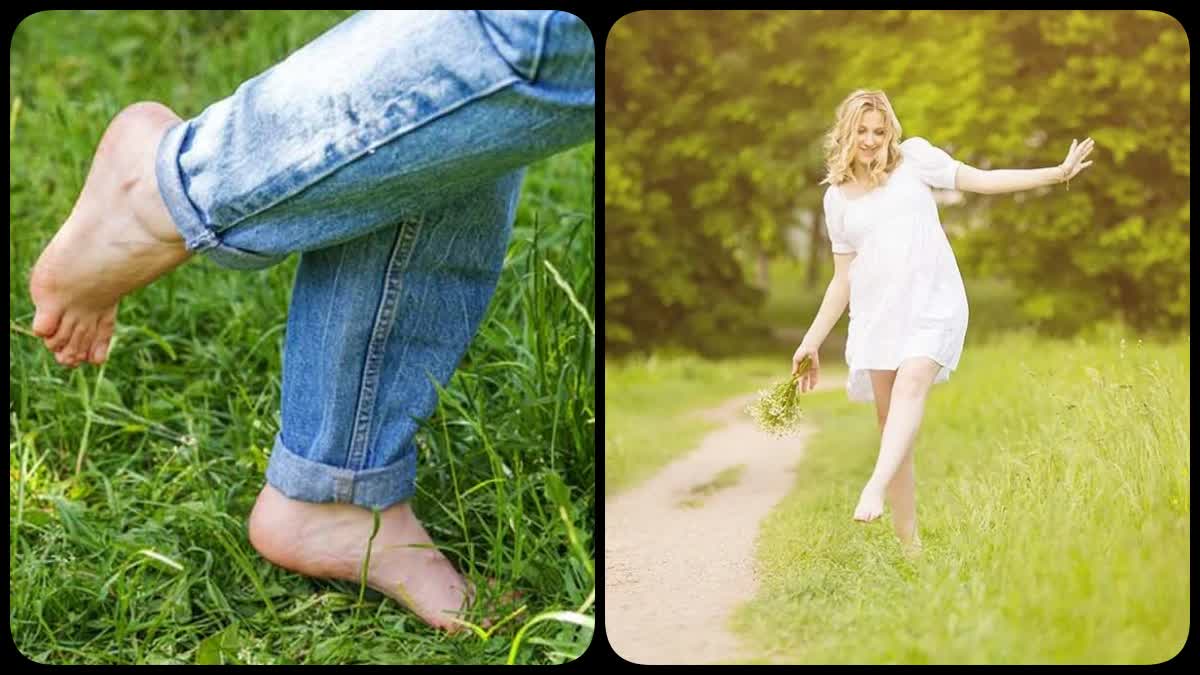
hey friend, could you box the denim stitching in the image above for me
[346,218,422,472]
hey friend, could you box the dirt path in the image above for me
[604,373,843,665]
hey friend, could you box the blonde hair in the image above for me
[820,90,903,188]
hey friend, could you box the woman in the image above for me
[790,89,1093,553]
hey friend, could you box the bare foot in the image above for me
[29,101,191,367]
[247,484,511,634]
[901,537,924,559]
[853,482,886,522]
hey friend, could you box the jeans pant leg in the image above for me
[148,11,592,508]
[265,171,524,509]
[153,10,593,270]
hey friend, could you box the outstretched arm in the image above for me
[955,137,1095,195]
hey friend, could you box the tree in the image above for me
[605,10,1189,355]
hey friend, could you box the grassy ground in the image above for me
[722,332,1187,664]
[607,332,1188,663]
[11,11,593,665]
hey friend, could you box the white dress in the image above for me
[823,136,970,403]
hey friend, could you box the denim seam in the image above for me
[345,217,422,472]
[474,10,553,82]
[211,76,522,235]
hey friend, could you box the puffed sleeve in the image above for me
[823,186,853,254]
[900,136,962,190]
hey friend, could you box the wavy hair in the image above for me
[819,89,903,188]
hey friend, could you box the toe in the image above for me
[88,308,117,364]
[89,340,110,365]
[32,304,63,338]
[67,319,97,366]
[45,314,78,352]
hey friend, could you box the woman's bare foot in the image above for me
[247,484,508,633]
[29,101,191,367]
[853,482,886,522]
[900,536,924,559]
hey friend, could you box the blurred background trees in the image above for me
[605,10,1188,356]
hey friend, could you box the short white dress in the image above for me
[823,136,970,403]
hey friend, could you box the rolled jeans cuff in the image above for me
[264,432,417,510]
[155,120,289,271]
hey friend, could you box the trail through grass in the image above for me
[606,330,1187,663]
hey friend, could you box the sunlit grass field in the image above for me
[606,331,1187,663]
[730,332,1188,664]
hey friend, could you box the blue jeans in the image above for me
[152,10,594,509]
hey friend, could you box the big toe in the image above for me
[31,304,62,339]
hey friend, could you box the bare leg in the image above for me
[854,357,941,524]
[869,369,921,553]
[888,452,921,555]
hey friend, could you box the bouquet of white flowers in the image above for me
[745,354,812,436]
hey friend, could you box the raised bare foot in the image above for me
[29,101,191,367]
[853,482,886,522]
[247,483,509,633]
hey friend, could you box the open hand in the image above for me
[1059,137,1095,183]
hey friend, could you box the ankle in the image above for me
[129,173,186,246]
[893,520,917,544]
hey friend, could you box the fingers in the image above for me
[1069,137,1094,160]
[798,364,819,393]
[1077,137,1094,159]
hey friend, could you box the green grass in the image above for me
[729,332,1189,664]
[11,11,593,665]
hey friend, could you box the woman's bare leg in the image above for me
[854,357,941,528]
[869,369,920,552]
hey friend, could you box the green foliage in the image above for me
[952,11,1189,335]
[606,10,1189,352]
